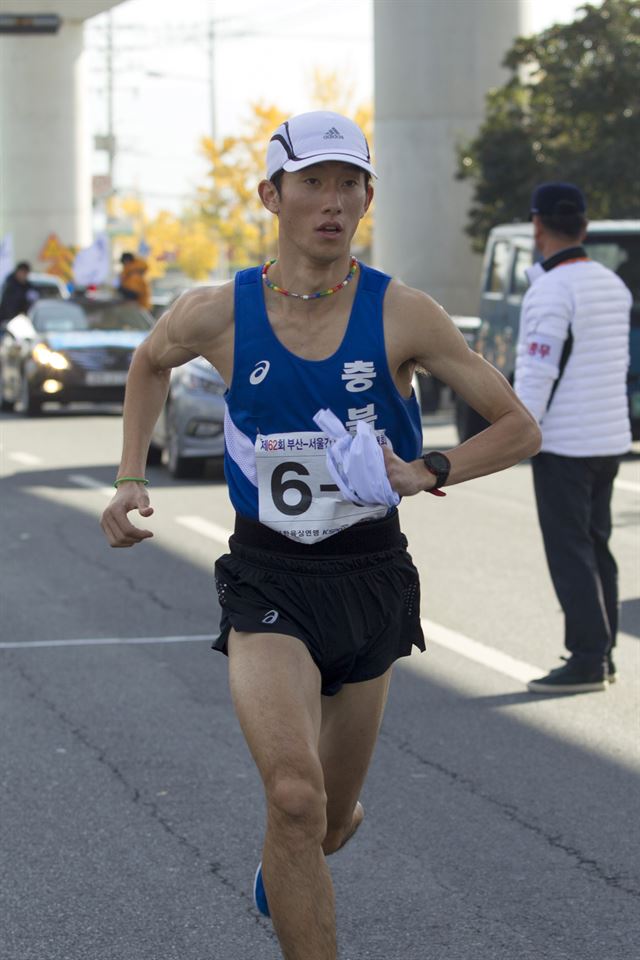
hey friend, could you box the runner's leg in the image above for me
[319,668,393,854]
[228,629,335,960]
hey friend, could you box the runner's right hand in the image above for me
[100,482,155,548]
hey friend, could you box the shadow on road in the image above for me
[2,474,639,960]
[2,460,227,490]
[620,596,640,638]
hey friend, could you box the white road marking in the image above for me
[66,472,639,500]
[614,478,640,494]
[3,498,611,689]
[68,473,114,495]
[0,634,215,650]
[9,452,42,466]
[0,625,539,689]
[176,515,232,545]
[147,515,542,683]
[417,619,542,683]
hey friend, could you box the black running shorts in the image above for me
[213,511,426,696]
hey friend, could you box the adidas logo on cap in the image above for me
[265,111,377,180]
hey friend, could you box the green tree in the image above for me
[457,0,640,251]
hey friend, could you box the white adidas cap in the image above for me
[266,111,377,180]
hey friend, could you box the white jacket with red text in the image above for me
[514,257,631,456]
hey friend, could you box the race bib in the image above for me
[256,431,387,544]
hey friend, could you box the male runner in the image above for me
[100,111,541,960]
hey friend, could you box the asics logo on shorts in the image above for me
[262,609,279,624]
[250,360,270,385]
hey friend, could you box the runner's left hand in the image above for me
[382,446,434,497]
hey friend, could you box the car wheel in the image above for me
[166,410,204,479]
[19,373,42,417]
[0,368,15,411]
[455,396,488,442]
[416,372,441,414]
[146,442,163,466]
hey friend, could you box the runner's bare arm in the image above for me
[100,284,234,547]
[383,283,541,496]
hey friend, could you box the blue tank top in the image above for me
[224,262,423,524]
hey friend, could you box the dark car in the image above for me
[148,355,226,477]
[0,296,153,416]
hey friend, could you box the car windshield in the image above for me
[31,300,153,333]
[584,234,640,308]
[82,301,153,331]
[32,283,63,300]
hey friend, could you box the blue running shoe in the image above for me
[253,862,270,918]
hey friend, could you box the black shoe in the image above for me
[607,654,617,684]
[527,657,608,694]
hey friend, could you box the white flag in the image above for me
[0,234,14,286]
[73,233,110,286]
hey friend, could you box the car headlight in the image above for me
[32,342,70,371]
[182,370,226,395]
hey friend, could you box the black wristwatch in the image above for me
[422,451,451,490]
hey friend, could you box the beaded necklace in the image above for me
[261,256,358,301]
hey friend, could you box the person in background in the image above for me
[118,252,151,310]
[0,261,38,325]
[514,182,632,694]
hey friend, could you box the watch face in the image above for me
[426,452,449,473]
[423,451,451,488]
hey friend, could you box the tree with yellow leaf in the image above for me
[308,69,374,257]
[199,103,286,271]
[107,196,219,282]
[173,215,220,281]
[198,74,374,267]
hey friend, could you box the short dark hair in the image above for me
[16,260,31,272]
[120,252,134,264]
[270,169,284,196]
[538,212,587,241]
[269,168,372,198]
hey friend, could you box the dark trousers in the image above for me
[532,452,620,664]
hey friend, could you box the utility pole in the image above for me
[207,11,216,142]
[106,11,115,189]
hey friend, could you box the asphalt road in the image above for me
[1,406,639,960]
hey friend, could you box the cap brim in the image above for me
[280,153,377,178]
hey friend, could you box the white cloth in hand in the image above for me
[313,408,400,508]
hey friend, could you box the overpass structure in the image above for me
[0,0,124,265]
[1,0,531,310]
[374,0,531,314]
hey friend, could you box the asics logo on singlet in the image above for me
[323,127,344,140]
[250,360,270,385]
[262,610,279,624]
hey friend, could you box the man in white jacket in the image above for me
[514,182,632,693]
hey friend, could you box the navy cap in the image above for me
[530,182,586,217]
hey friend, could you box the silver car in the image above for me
[148,355,226,477]
[147,362,424,479]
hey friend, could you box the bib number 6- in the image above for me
[271,461,313,516]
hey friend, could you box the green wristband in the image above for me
[114,476,149,488]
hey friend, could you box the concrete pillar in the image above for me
[0,21,90,264]
[374,0,530,315]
